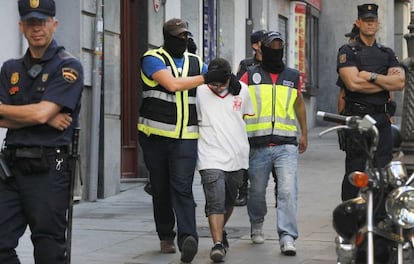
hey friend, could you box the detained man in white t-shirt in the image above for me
[196,58,254,262]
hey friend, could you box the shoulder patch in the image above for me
[339,54,346,64]
[282,80,294,88]
[62,67,79,83]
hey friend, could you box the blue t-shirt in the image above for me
[142,55,207,77]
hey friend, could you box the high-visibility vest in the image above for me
[244,65,300,138]
[138,47,203,139]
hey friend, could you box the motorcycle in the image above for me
[317,111,414,264]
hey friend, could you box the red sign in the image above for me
[294,2,306,92]
[304,0,321,10]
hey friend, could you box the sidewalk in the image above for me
[16,126,345,264]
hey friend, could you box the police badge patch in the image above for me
[252,72,261,84]
[62,68,78,83]
[10,72,19,85]
[30,0,40,9]
[339,54,346,64]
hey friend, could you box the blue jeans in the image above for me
[247,144,299,241]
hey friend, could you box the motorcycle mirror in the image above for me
[349,171,369,188]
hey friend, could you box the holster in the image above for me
[7,147,51,174]
[0,152,13,181]
[337,130,347,151]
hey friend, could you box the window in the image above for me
[304,5,319,95]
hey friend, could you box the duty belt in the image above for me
[346,102,389,115]
[4,145,69,154]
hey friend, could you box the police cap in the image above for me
[250,30,266,44]
[163,18,191,37]
[18,0,56,20]
[357,3,378,19]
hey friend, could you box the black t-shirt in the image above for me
[336,37,400,105]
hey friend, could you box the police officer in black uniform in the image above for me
[0,1,84,263]
[337,3,405,202]
[236,30,266,79]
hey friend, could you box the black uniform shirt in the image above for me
[236,56,260,79]
[0,39,84,147]
[336,37,400,105]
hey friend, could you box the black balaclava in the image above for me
[163,33,188,58]
[261,45,285,73]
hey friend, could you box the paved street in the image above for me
[16,126,345,264]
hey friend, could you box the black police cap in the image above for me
[18,0,56,20]
[357,3,378,19]
[250,30,266,44]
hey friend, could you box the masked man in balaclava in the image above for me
[239,31,308,257]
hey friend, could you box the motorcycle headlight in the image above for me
[385,186,414,229]
[385,161,407,187]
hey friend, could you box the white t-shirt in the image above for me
[196,81,254,171]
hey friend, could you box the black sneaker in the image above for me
[222,230,229,250]
[210,243,226,262]
[180,236,198,263]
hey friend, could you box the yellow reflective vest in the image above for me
[244,65,300,145]
[138,47,203,139]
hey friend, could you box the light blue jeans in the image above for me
[247,144,299,241]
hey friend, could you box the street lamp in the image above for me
[400,1,414,173]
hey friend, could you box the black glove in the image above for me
[203,69,230,84]
[228,74,241,95]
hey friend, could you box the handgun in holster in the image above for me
[0,152,13,181]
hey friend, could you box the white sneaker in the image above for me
[281,241,296,256]
[251,231,264,244]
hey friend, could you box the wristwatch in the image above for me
[369,72,377,82]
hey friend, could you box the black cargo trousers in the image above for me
[0,147,71,264]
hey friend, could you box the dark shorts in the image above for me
[200,169,244,216]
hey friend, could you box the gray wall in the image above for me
[101,0,122,197]
[57,0,122,199]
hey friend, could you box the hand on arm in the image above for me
[152,69,205,92]
[374,67,405,91]
[339,67,383,94]
[47,113,72,131]
[0,100,62,127]
[151,67,230,92]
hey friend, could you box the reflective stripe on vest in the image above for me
[244,68,299,138]
[138,48,202,139]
